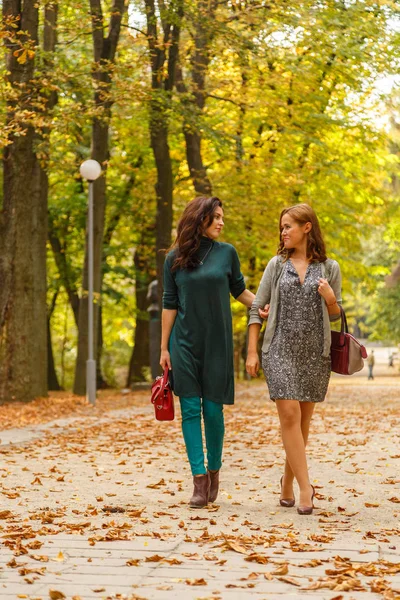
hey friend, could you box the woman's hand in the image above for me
[317,278,336,305]
[246,351,260,378]
[258,304,270,320]
[160,349,172,370]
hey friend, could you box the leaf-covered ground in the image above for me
[0,377,399,599]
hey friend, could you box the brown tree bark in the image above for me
[47,291,61,391]
[48,215,80,327]
[145,0,183,305]
[176,0,217,195]
[73,0,126,395]
[0,1,46,403]
[126,226,155,385]
[126,251,151,385]
[41,1,61,392]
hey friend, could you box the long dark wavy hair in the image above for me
[170,196,223,271]
[277,203,327,262]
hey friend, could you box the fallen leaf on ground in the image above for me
[277,576,301,586]
[146,479,165,489]
[163,557,182,565]
[185,578,207,585]
[272,564,289,575]
[245,553,269,564]
[145,554,164,562]
[222,538,251,555]
[49,591,66,600]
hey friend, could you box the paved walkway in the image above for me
[0,378,399,599]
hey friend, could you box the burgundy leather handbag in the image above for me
[151,367,174,421]
[331,306,367,375]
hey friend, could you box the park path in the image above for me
[0,377,399,600]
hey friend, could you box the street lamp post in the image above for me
[80,159,102,405]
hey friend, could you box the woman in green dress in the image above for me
[160,196,256,508]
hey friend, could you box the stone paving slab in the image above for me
[0,381,399,599]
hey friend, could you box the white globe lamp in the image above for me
[80,159,102,181]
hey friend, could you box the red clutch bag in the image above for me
[331,306,367,375]
[151,367,175,421]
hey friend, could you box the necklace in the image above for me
[199,244,212,265]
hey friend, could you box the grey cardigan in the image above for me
[248,256,342,358]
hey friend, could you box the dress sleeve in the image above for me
[248,257,276,326]
[162,254,179,309]
[328,260,342,322]
[229,246,246,299]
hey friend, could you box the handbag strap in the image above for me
[161,366,170,388]
[338,305,348,345]
[339,305,348,334]
[151,366,171,405]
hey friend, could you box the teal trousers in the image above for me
[180,396,225,476]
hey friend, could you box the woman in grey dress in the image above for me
[246,204,341,515]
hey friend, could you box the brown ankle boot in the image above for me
[208,469,220,503]
[189,474,210,508]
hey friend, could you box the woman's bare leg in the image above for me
[281,402,315,497]
[276,400,315,506]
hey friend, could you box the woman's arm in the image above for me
[160,309,177,369]
[246,323,262,377]
[248,258,276,325]
[318,279,340,317]
[318,261,342,320]
[236,290,269,318]
[236,289,255,308]
[160,255,179,370]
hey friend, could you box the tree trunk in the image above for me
[41,1,60,392]
[47,291,61,391]
[73,0,126,395]
[48,216,80,327]
[183,127,212,195]
[126,247,152,385]
[176,0,217,195]
[150,113,174,302]
[96,306,109,388]
[0,2,46,403]
[47,316,61,391]
[145,0,183,305]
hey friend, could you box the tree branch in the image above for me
[107,0,126,62]
[89,0,104,63]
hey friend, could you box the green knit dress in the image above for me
[162,237,246,405]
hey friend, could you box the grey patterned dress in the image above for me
[262,259,331,403]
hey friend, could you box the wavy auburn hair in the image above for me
[170,196,223,271]
[277,203,327,263]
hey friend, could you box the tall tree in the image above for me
[144,0,183,303]
[40,0,61,391]
[126,225,155,385]
[73,0,126,395]
[176,0,217,195]
[0,1,47,403]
